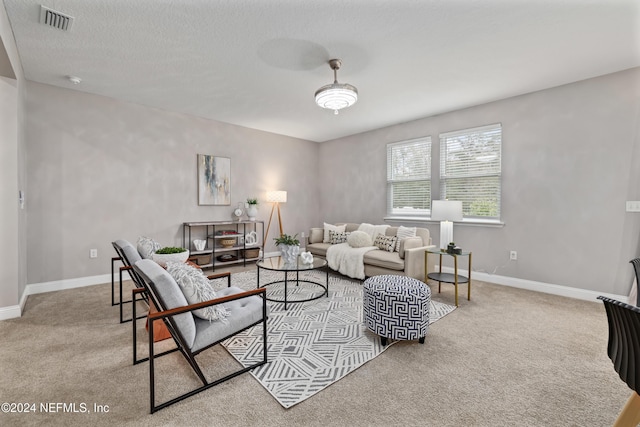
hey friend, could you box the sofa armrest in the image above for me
[399,236,423,259]
[404,245,437,280]
[309,227,324,244]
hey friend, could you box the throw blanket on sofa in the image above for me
[326,243,378,280]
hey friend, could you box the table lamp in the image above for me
[431,200,463,250]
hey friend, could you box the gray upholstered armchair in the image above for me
[132,259,268,413]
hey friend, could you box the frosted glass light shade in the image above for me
[266,190,287,203]
[315,83,358,113]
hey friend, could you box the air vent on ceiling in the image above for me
[39,5,74,32]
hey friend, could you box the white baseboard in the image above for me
[0,273,114,321]
[24,273,114,297]
[437,265,629,303]
[0,304,22,321]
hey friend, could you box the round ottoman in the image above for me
[363,275,431,346]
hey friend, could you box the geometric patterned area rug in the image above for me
[222,269,456,408]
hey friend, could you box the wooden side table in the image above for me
[424,249,472,306]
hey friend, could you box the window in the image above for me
[387,137,431,216]
[439,124,502,220]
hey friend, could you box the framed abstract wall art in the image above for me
[198,154,230,205]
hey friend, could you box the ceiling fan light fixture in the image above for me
[315,59,358,115]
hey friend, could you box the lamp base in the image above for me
[440,221,453,250]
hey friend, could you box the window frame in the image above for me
[386,136,432,218]
[439,123,502,222]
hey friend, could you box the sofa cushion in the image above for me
[363,250,405,271]
[343,223,361,233]
[307,242,332,257]
[415,228,430,245]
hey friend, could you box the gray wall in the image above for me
[0,77,19,308]
[25,82,320,284]
[319,68,640,295]
[0,3,27,313]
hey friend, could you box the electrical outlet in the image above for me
[510,251,517,261]
[90,249,98,258]
[627,201,640,212]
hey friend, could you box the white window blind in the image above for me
[387,137,431,216]
[440,124,502,220]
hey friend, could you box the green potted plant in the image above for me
[152,246,189,267]
[246,197,259,221]
[274,233,300,264]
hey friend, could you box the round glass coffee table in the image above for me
[256,257,328,310]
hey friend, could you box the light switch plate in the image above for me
[626,201,640,212]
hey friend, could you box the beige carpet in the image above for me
[0,270,630,427]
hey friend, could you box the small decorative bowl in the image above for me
[220,238,236,248]
[152,250,190,267]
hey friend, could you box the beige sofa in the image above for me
[307,223,436,280]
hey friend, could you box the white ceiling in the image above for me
[3,0,639,142]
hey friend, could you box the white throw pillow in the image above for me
[166,262,229,323]
[323,223,346,243]
[137,236,161,259]
[358,223,390,240]
[347,230,373,248]
[395,226,417,252]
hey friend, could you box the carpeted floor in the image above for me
[0,267,630,427]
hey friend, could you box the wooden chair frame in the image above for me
[132,267,268,413]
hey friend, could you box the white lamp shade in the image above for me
[266,190,287,203]
[431,200,463,221]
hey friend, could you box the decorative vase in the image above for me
[193,239,206,251]
[279,244,300,265]
[152,250,190,267]
[246,204,258,221]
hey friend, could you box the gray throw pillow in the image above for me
[137,236,161,259]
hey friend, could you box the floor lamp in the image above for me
[265,190,287,242]
[431,200,463,250]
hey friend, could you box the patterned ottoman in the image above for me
[363,275,431,346]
